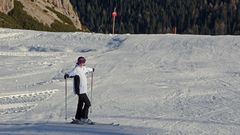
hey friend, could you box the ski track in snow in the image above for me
[0,51,63,57]
[0,90,58,115]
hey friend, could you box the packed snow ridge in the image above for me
[0,28,240,135]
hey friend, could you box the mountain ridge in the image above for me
[0,0,85,32]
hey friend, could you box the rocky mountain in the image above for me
[0,0,84,32]
[0,0,14,14]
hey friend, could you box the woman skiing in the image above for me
[64,56,94,124]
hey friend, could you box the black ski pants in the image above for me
[74,75,91,120]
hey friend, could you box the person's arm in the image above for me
[64,66,77,79]
[86,67,94,73]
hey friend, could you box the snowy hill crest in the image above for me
[0,29,240,135]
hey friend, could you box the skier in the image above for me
[64,56,95,124]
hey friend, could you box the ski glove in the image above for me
[64,74,69,79]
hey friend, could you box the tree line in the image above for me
[70,0,240,35]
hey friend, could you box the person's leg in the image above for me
[74,75,83,120]
[75,95,84,120]
[81,94,91,119]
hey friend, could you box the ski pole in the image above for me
[65,78,67,121]
[90,71,93,113]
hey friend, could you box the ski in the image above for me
[93,122,120,126]
[70,119,119,126]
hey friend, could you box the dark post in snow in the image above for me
[112,8,117,34]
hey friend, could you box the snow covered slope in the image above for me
[0,28,240,135]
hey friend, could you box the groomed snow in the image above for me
[0,28,240,135]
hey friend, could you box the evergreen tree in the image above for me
[70,0,240,35]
